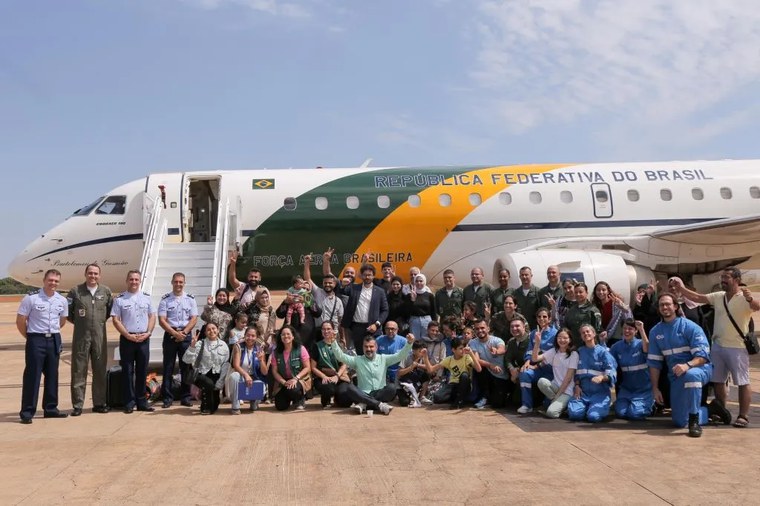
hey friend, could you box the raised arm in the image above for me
[668,277,709,305]
[228,250,242,290]
[328,339,357,368]
[322,247,334,277]
[384,333,414,367]
[303,253,314,284]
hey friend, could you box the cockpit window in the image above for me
[72,196,106,216]
[95,196,127,215]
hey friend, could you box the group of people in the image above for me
[16,251,758,437]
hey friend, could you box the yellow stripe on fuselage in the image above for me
[353,164,569,275]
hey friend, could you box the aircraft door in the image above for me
[145,173,185,242]
[188,177,220,242]
[591,183,613,218]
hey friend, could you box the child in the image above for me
[461,326,475,347]
[285,275,311,325]
[227,312,248,347]
[530,327,579,419]
[423,338,482,409]
[397,341,431,407]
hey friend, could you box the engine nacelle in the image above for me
[493,250,655,305]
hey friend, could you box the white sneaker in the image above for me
[517,405,531,414]
[408,400,422,408]
[353,403,366,415]
[474,398,488,409]
[295,400,305,411]
[378,402,393,415]
[420,396,433,406]
[400,382,421,406]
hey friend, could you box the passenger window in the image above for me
[438,194,452,207]
[751,186,760,199]
[595,190,609,203]
[660,189,672,201]
[529,191,542,204]
[315,197,328,210]
[560,190,573,203]
[498,192,512,205]
[377,195,390,209]
[346,196,359,210]
[627,190,639,202]
[468,193,482,206]
[95,195,127,215]
[283,197,297,211]
[407,195,421,208]
[720,187,733,200]
[691,188,704,201]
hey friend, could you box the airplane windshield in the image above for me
[71,196,106,217]
[95,195,126,215]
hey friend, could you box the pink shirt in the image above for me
[270,346,311,378]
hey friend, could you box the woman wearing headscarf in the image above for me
[201,288,236,342]
[246,288,277,350]
[405,273,437,341]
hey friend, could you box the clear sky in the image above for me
[2,0,759,277]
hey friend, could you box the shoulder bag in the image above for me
[723,296,759,355]
[184,341,206,385]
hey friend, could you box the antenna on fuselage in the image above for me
[360,158,372,168]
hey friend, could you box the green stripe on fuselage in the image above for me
[236,166,475,289]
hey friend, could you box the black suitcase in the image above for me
[107,365,125,408]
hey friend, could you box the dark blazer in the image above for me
[340,283,390,328]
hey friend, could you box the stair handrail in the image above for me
[211,197,231,292]
[138,195,166,295]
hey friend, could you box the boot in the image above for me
[707,399,732,425]
[688,413,702,438]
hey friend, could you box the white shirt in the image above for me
[542,348,579,396]
[353,284,373,323]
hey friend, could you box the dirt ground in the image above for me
[1,295,759,505]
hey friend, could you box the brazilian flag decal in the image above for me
[252,178,275,190]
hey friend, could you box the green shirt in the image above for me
[329,340,412,393]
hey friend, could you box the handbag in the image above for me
[723,296,760,355]
[184,341,206,385]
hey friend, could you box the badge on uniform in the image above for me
[79,309,86,317]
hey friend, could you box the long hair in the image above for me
[554,327,575,357]
[591,281,612,308]
[274,325,302,354]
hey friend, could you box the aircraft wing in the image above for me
[519,214,760,270]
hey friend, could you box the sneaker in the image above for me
[322,402,332,410]
[420,396,433,406]
[517,405,531,414]
[295,400,305,411]
[378,402,394,415]
[408,400,422,408]
[353,403,367,415]
[474,398,488,409]
[231,409,241,415]
[400,382,421,406]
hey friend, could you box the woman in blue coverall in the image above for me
[609,319,652,420]
[567,324,617,423]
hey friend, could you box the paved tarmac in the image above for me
[1,294,759,505]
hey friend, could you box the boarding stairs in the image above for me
[113,195,238,364]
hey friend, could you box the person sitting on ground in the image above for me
[376,321,408,384]
[201,288,236,342]
[423,338,482,409]
[396,341,432,408]
[517,308,558,414]
[310,321,352,409]
[609,319,652,420]
[227,326,269,414]
[270,325,312,411]
[182,322,230,415]
[567,324,617,423]
[421,320,447,370]
[530,327,579,418]
[327,333,414,415]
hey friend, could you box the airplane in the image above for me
[9,160,760,315]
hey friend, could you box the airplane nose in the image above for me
[8,243,45,286]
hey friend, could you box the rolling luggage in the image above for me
[106,365,124,408]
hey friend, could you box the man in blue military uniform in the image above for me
[648,292,731,437]
[112,270,156,413]
[67,263,113,416]
[158,272,198,408]
[17,269,69,424]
